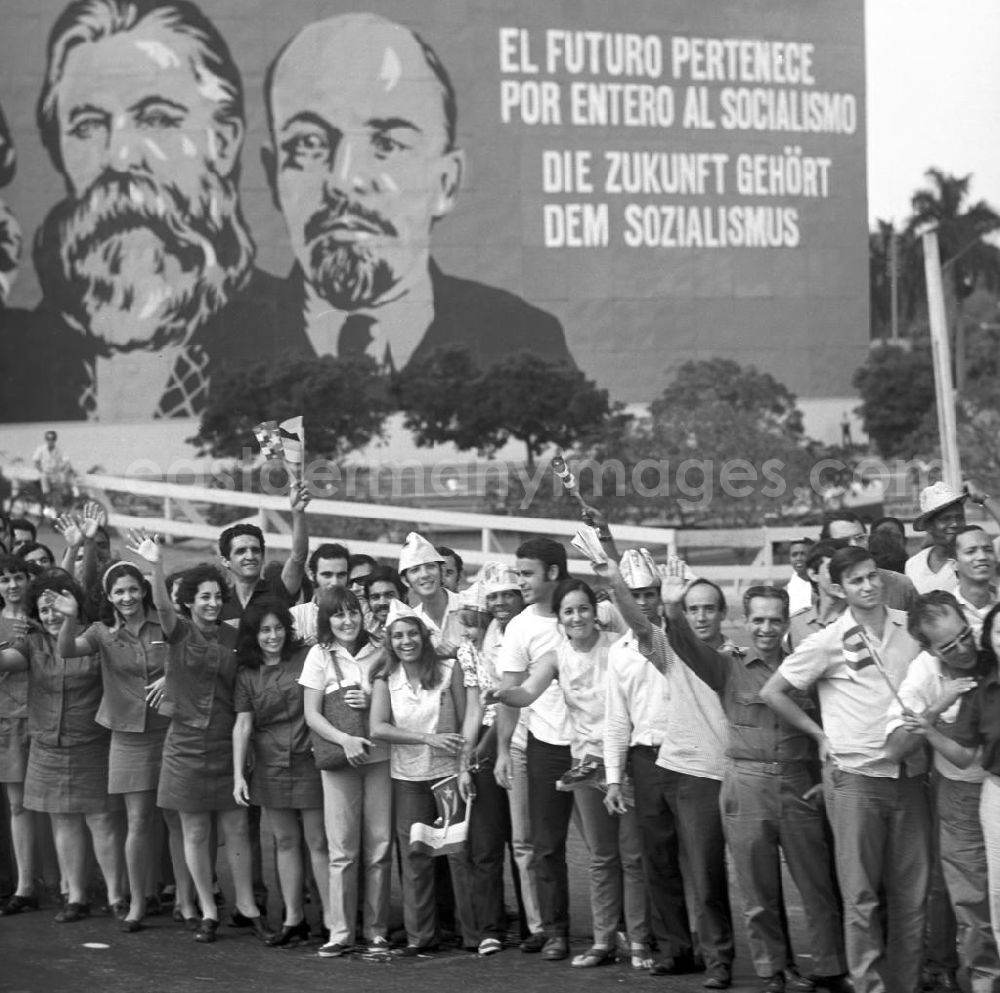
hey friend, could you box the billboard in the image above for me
[0,0,867,425]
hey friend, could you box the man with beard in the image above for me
[0,0,298,421]
[262,12,573,376]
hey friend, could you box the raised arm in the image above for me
[54,590,95,658]
[580,503,620,562]
[126,530,177,637]
[280,481,311,599]
[966,479,1000,531]
[592,558,653,648]
[659,561,729,693]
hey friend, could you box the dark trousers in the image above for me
[630,747,733,966]
[393,778,465,948]
[526,734,574,939]
[468,757,510,940]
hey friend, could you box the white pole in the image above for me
[919,223,961,489]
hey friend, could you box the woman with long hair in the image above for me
[494,578,650,968]
[369,602,479,957]
[300,586,390,958]
[56,556,186,930]
[128,532,273,945]
[3,573,126,921]
[233,597,330,947]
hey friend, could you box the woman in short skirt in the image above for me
[57,558,182,929]
[233,598,329,947]
[131,533,274,945]
[0,553,36,915]
[4,573,127,923]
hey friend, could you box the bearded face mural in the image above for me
[11,0,291,420]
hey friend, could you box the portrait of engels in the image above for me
[0,1,573,423]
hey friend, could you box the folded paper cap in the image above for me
[619,547,660,589]
[480,561,520,595]
[457,580,488,613]
[398,531,444,573]
[385,598,421,629]
[913,481,967,531]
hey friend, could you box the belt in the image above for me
[728,759,811,775]
[628,743,663,755]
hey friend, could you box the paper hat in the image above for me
[385,599,421,629]
[457,580,488,612]
[480,561,520,595]
[398,532,444,573]
[619,548,660,589]
[914,482,967,531]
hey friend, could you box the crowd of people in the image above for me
[0,472,999,993]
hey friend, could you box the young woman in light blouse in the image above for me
[300,586,390,959]
[369,601,479,957]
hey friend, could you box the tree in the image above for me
[398,347,610,466]
[852,341,936,457]
[190,354,391,460]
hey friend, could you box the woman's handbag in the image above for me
[311,650,369,772]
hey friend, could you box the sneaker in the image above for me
[478,938,503,956]
[318,941,352,958]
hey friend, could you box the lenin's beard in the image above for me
[34,171,255,352]
[305,194,398,311]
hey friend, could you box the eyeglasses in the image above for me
[935,627,976,656]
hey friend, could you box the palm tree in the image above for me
[905,169,1000,387]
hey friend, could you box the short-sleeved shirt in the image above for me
[234,648,312,767]
[785,573,813,615]
[79,613,170,732]
[413,589,462,654]
[905,547,959,595]
[386,659,457,781]
[948,667,1000,777]
[779,607,923,778]
[33,444,66,476]
[163,619,239,729]
[498,605,570,746]
[553,632,613,760]
[298,640,390,764]
[886,651,985,783]
[23,630,105,747]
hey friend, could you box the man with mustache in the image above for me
[263,12,573,374]
[0,0,298,421]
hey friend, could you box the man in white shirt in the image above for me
[398,532,461,654]
[290,542,350,644]
[761,546,930,993]
[785,538,815,615]
[601,552,731,986]
[885,592,1000,993]
[494,538,575,962]
[952,527,999,638]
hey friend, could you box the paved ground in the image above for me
[1,817,836,993]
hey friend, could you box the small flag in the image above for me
[842,624,875,671]
[278,416,304,467]
[409,774,472,857]
[253,420,282,460]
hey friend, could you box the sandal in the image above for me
[572,946,616,968]
[630,943,654,970]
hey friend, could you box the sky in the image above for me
[865,0,1000,227]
